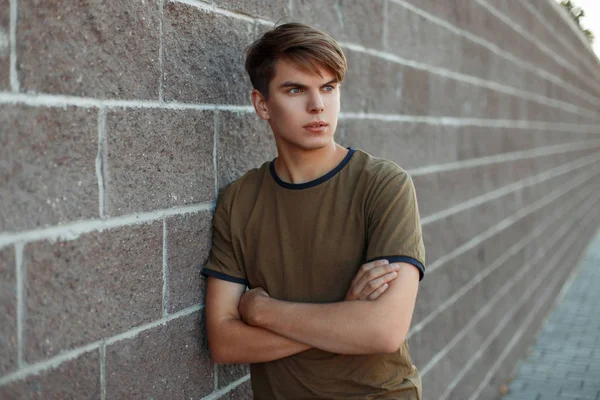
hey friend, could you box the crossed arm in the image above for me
[206,260,420,364]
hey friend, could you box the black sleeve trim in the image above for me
[367,255,425,281]
[202,268,248,286]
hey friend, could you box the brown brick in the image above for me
[339,120,458,170]
[0,246,17,375]
[217,111,277,188]
[24,222,162,362]
[105,311,214,399]
[0,350,101,399]
[219,379,253,399]
[215,0,290,21]
[17,0,160,99]
[293,0,385,50]
[104,108,214,216]
[165,211,213,313]
[0,0,9,91]
[219,363,250,388]
[163,2,254,104]
[0,105,98,231]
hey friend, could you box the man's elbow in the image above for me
[375,326,408,354]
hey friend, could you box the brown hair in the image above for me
[245,22,347,99]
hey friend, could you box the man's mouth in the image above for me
[304,122,328,128]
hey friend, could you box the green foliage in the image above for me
[560,0,594,43]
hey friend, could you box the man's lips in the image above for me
[304,121,328,128]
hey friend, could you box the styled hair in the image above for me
[245,22,347,99]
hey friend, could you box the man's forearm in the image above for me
[249,298,399,355]
[208,316,311,364]
[242,264,420,355]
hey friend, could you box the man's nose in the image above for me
[308,92,324,113]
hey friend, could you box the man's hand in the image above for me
[345,259,401,301]
[239,287,270,326]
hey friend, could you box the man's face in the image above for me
[254,58,341,152]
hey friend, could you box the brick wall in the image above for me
[1,0,599,399]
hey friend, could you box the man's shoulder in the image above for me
[217,161,271,207]
[353,149,409,183]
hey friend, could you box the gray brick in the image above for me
[340,121,458,170]
[0,350,101,399]
[165,211,212,313]
[218,363,250,388]
[105,311,214,399]
[0,105,98,231]
[17,0,160,99]
[0,0,9,91]
[215,0,290,21]
[387,2,462,71]
[24,222,163,362]
[163,2,254,104]
[104,108,214,216]
[293,0,385,50]
[216,111,276,188]
[0,246,17,375]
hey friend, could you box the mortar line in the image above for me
[213,364,219,391]
[172,0,272,26]
[96,107,106,218]
[162,218,169,318]
[0,202,215,248]
[476,0,600,96]
[339,113,600,133]
[0,304,203,386]
[408,139,600,176]
[15,242,25,368]
[426,167,600,274]
[389,0,600,108]
[3,89,600,131]
[213,112,219,199]
[9,0,19,92]
[99,344,106,400]
[1,87,598,124]
[423,191,599,382]
[201,375,250,400]
[409,183,594,339]
[463,209,600,400]
[158,0,165,103]
[517,0,600,80]
[421,154,600,226]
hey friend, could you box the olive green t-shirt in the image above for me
[203,148,426,399]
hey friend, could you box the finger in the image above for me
[353,259,389,283]
[353,265,399,295]
[368,283,388,300]
[357,271,397,300]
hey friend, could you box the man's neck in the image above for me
[273,141,349,185]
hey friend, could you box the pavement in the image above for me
[501,231,600,400]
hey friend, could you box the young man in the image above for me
[202,23,426,399]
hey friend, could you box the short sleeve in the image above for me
[365,171,426,281]
[202,187,248,286]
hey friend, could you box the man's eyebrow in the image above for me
[278,79,339,89]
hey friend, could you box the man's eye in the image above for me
[289,88,302,94]
[322,85,335,92]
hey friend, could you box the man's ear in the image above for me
[251,89,270,120]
